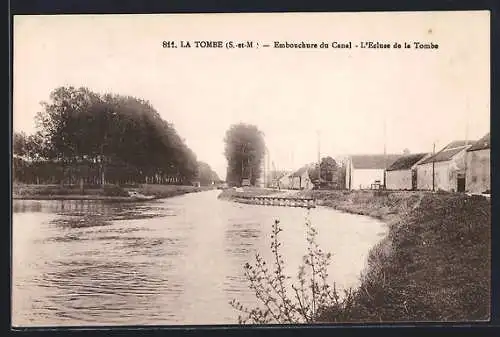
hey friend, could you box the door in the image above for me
[412,170,417,190]
[457,174,465,192]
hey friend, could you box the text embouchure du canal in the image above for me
[162,40,439,50]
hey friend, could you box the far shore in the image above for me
[13,195,155,202]
[12,183,217,202]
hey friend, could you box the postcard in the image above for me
[12,11,490,327]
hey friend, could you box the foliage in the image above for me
[229,217,354,324]
[307,156,341,185]
[13,131,48,162]
[13,86,214,186]
[224,123,266,186]
[13,131,27,157]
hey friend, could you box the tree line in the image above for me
[13,86,220,186]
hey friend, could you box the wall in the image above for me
[416,162,433,190]
[351,169,385,190]
[386,169,412,190]
[289,173,313,190]
[447,149,467,192]
[466,149,490,193]
[417,161,453,191]
[416,150,467,192]
[434,161,452,191]
[301,172,313,190]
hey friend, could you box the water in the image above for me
[12,190,386,326]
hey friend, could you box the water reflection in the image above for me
[12,190,386,326]
[13,200,43,213]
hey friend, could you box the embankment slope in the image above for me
[302,190,491,322]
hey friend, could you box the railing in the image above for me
[234,195,316,208]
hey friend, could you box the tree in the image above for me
[320,157,338,182]
[224,123,266,186]
[13,131,51,184]
[13,131,27,157]
[307,156,338,183]
[13,131,28,183]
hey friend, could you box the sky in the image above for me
[13,11,490,180]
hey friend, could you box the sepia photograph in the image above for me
[12,11,490,327]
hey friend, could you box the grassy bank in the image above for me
[134,184,215,199]
[12,183,215,201]
[302,190,491,322]
[297,190,426,223]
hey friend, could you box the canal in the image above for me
[12,190,387,326]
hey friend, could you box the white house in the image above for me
[345,154,402,190]
[290,165,314,190]
[466,133,490,194]
[385,153,430,190]
[416,140,473,192]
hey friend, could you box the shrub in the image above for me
[229,217,354,324]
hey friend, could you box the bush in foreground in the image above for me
[230,217,354,324]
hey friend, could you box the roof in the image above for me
[291,164,314,177]
[350,154,402,170]
[443,140,471,150]
[467,133,490,152]
[291,167,307,177]
[386,153,429,171]
[419,141,472,165]
[277,171,292,179]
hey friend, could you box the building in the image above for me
[466,133,490,194]
[278,173,293,189]
[290,165,314,190]
[416,140,474,192]
[345,154,402,190]
[385,153,430,190]
[273,171,292,189]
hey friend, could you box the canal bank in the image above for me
[219,188,491,322]
[299,190,491,322]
